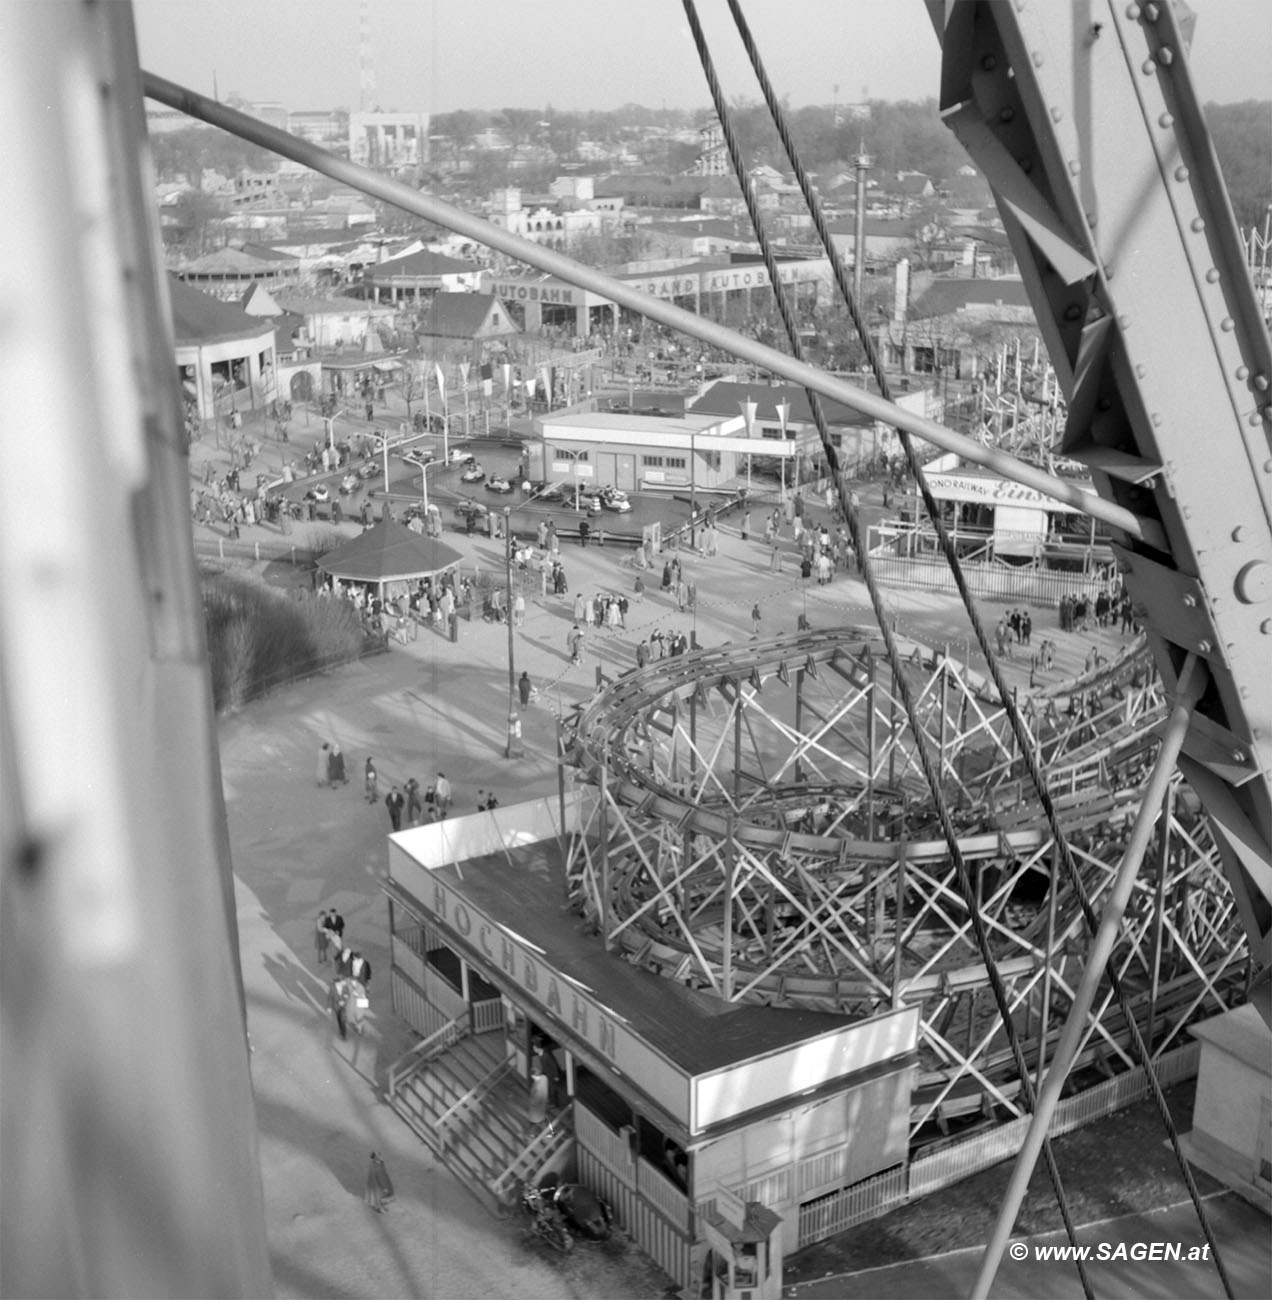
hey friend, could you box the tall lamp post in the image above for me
[503,505,522,758]
[689,426,697,550]
[775,398,790,504]
[460,360,471,438]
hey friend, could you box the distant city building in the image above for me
[349,111,430,170]
[691,119,728,177]
[288,108,349,146]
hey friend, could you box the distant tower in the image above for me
[853,142,872,302]
[358,0,377,113]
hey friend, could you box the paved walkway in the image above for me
[784,1194,1271,1299]
[213,433,1143,1296]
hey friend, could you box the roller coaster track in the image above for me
[563,629,1245,1139]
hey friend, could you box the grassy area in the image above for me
[202,569,368,712]
[785,1081,1221,1282]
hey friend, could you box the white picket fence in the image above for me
[793,1041,1200,1248]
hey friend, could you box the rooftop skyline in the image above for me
[134,0,1271,118]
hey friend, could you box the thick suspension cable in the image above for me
[724,3,1233,1287]
[683,2,1093,1289]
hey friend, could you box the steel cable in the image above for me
[723,2,1233,1291]
[682,2,1095,1291]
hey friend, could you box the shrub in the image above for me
[203,571,366,711]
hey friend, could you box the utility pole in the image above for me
[504,506,522,758]
[853,145,872,304]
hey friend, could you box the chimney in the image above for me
[893,257,910,326]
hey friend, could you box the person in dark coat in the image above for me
[385,787,405,831]
[365,1153,394,1212]
[518,671,532,709]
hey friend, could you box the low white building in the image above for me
[1183,1004,1272,1212]
[529,409,793,495]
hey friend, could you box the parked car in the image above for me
[460,464,486,484]
[356,460,379,480]
[600,489,632,513]
[485,476,514,494]
[448,447,475,464]
[310,483,330,503]
[530,481,568,502]
[339,472,360,495]
[401,447,434,468]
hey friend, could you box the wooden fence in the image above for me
[786,1041,1200,1249]
[867,553,1114,609]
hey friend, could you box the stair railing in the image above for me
[386,1012,469,1098]
[434,1057,513,1133]
[488,1104,574,1204]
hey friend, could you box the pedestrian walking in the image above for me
[364,757,378,803]
[751,602,762,637]
[329,744,347,785]
[634,574,645,602]
[327,909,345,951]
[579,518,591,547]
[567,622,583,665]
[741,510,751,541]
[770,543,781,572]
[518,670,532,709]
[330,977,350,1040]
[364,1153,394,1213]
[317,742,330,787]
[405,777,422,825]
[385,786,405,831]
[316,911,331,965]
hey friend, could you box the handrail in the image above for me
[489,1104,574,1201]
[386,1013,468,1097]
[434,1058,512,1131]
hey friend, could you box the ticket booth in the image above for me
[698,1186,782,1300]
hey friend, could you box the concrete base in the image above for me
[1179,1132,1271,1216]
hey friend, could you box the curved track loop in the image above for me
[564,629,1246,1137]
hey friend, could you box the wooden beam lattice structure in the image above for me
[561,629,1248,1130]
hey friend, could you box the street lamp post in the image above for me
[689,427,697,550]
[504,505,522,759]
[776,399,790,504]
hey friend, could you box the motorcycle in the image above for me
[523,1174,614,1246]
[552,1179,615,1241]
[521,1179,573,1253]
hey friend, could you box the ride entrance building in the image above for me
[382,796,917,1292]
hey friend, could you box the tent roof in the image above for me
[169,277,273,346]
[316,517,463,582]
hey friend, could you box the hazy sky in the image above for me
[132,0,1270,117]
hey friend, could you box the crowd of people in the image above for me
[1059,587,1134,634]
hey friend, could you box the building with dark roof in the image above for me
[169,278,278,421]
[174,246,300,301]
[416,292,519,343]
[363,248,483,303]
